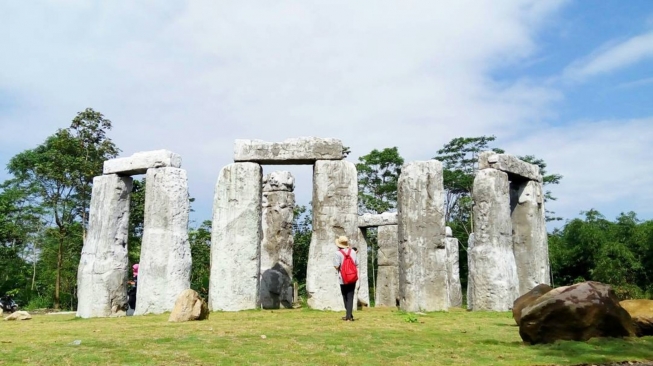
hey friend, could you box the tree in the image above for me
[356,147,404,214]
[6,108,119,309]
[128,178,146,265]
[189,220,211,299]
[292,205,312,289]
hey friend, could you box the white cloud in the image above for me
[0,0,588,224]
[564,31,653,80]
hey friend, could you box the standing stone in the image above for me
[470,168,519,311]
[397,160,448,312]
[375,224,399,307]
[135,168,192,315]
[260,171,295,309]
[354,228,370,308]
[306,160,358,311]
[209,163,262,311]
[445,227,463,307]
[77,174,132,318]
[466,233,475,310]
[511,180,550,296]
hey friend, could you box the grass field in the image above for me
[1,307,652,365]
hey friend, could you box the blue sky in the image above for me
[0,1,652,230]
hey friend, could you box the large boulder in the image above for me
[519,282,635,344]
[512,284,553,325]
[620,299,653,337]
[4,311,31,321]
[168,289,209,322]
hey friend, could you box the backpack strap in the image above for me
[340,248,351,258]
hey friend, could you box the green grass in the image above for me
[1,307,652,365]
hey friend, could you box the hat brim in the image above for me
[335,239,349,249]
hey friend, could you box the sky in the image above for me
[1,0,652,230]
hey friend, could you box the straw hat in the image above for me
[335,236,350,249]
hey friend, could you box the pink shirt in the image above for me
[132,264,139,277]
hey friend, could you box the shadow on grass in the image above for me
[533,337,653,364]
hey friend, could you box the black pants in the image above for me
[340,283,356,319]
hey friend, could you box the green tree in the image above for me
[127,178,146,265]
[292,205,312,289]
[189,220,211,299]
[6,108,119,309]
[356,147,404,214]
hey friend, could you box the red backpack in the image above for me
[340,249,358,284]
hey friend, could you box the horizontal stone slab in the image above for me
[234,137,343,164]
[478,152,542,182]
[103,150,182,176]
[358,212,398,228]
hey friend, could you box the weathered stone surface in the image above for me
[397,160,449,312]
[377,224,399,266]
[358,212,398,228]
[354,229,370,307]
[520,282,635,344]
[262,171,295,192]
[512,284,553,325]
[478,152,542,182]
[511,180,550,296]
[4,311,31,321]
[209,163,262,311]
[103,150,181,176]
[466,233,475,310]
[306,160,358,311]
[260,173,295,309]
[76,174,132,318]
[135,168,192,316]
[620,300,653,337]
[168,289,209,322]
[469,168,519,311]
[445,233,463,308]
[234,137,343,164]
[375,266,399,307]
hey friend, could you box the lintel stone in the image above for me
[358,212,398,228]
[103,150,182,176]
[478,152,542,182]
[234,137,343,164]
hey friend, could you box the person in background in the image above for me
[333,236,358,321]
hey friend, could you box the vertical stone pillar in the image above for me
[76,175,132,318]
[355,228,370,308]
[135,168,192,315]
[260,171,295,309]
[511,180,550,295]
[306,160,358,311]
[466,233,475,310]
[209,163,262,311]
[397,160,448,312]
[445,227,463,307]
[470,168,519,311]
[375,224,399,307]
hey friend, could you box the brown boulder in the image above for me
[620,299,653,337]
[4,311,32,321]
[513,284,553,325]
[519,281,635,344]
[168,289,209,322]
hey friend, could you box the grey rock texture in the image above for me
[262,171,295,192]
[234,137,343,164]
[260,172,295,309]
[375,224,399,307]
[478,151,542,182]
[103,150,182,176]
[397,160,449,312]
[306,160,358,311]
[135,168,192,316]
[354,228,370,307]
[209,163,262,311]
[76,174,132,318]
[511,180,550,296]
[469,168,519,311]
[466,233,475,310]
[445,233,463,308]
[358,212,398,228]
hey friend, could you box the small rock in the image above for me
[4,311,31,321]
[168,289,209,322]
[69,340,82,346]
[261,335,267,339]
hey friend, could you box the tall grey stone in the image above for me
[209,163,263,311]
[234,137,343,164]
[306,160,358,311]
[354,228,370,307]
[375,224,399,307]
[466,233,475,310]
[103,150,182,176]
[445,227,463,307]
[511,180,550,295]
[397,160,449,312]
[469,168,519,311]
[135,167,192,315]
[76,175,132,318]
[260,171,295,309]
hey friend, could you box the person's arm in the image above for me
[333,252,340,271]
